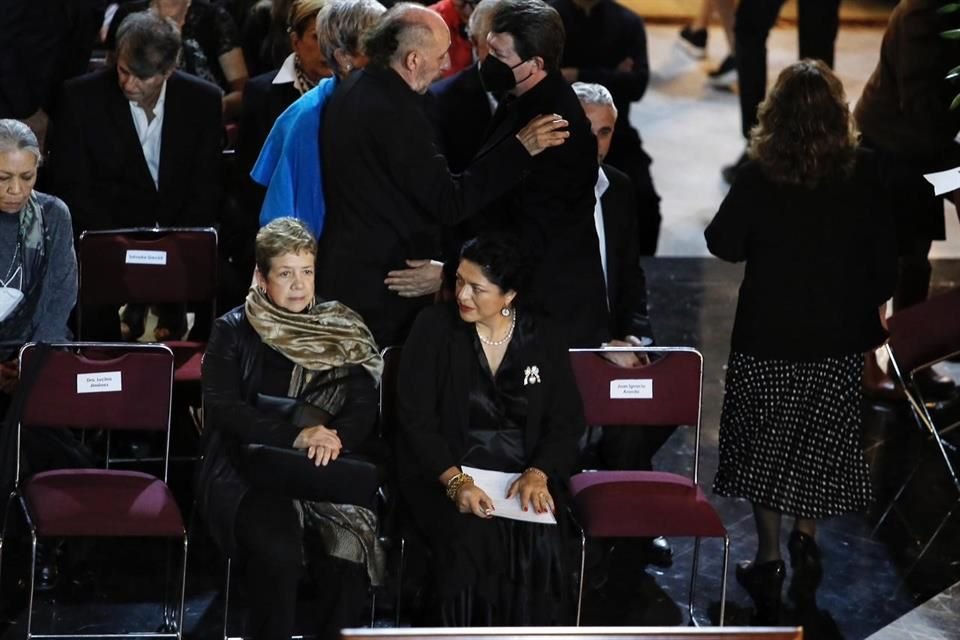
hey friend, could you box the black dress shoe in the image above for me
[735,559,785,625]
[914,367,957,401]
[787,530,822,609]
[643,536,673,568]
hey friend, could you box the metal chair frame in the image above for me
[568,347,729,627]
[0,342,188,640]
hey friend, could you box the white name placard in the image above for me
[610,379,653,399]
[77,371,123,394]
[125,250,167,265]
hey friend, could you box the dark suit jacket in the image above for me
[475,73,606,348]
[428,64,494,174]
[396,303,585,483]
[49,68,223,236]
[318,67,532,348]
[237,69,300,176]
[600,164,653,342]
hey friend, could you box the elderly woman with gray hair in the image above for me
[251,0,387,236]
[0,119,77,391]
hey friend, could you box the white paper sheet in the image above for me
[923,166,960,196]
[461,465,558,525]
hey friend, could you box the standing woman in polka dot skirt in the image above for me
[705,59,898,624]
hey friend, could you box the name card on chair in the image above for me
[610,379,652,399]
[125,250,167,265]
[77,371,122,394]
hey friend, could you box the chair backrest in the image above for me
[16,343,175,481]
[887,287,960,375]
[569,347,704,481]
[78,227,218,307]
[378,346,402,441]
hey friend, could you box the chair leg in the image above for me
[26,530,37,640]
[872,463,920,536]
[719,535,730,626]
[575,531,586,626]
[904,498,960,577]
[394,537,405,627]
[223,557,233,640]
[688,537,701,627]
[0,490,15,591]
[178,534,189,639]
[369,588,377,628]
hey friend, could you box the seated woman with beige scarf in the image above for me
[198,217,384,640]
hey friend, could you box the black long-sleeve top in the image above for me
[704,150,898,360]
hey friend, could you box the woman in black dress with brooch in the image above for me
[397,235,585,625]
[706,60,898,623]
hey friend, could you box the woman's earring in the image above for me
[501,307,511,317]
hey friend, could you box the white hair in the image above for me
[0,119,41,162]
[467,0,503,40]
[572,82,616,109]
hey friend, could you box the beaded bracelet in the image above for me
[524,467,548,482]
[446,472,474,501]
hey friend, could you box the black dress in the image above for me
[397,305,583,626]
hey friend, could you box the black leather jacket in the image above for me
[196,306,378,553]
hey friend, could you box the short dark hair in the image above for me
[116,11,181,78]
[459,234,529,299]
[362,3,433,70]
[490,0,564,72]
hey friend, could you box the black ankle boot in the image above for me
[735,559,785,625]
[787,530,822,608]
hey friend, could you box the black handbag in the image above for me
[255,393,332,428]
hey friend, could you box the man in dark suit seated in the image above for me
[319,1,569,348]
[550,0,661,256]
[574,80,675,566]
[48,10,223,340]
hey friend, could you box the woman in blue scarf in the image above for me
[251,0,386,236]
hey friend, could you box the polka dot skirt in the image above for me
[712,351,873,519]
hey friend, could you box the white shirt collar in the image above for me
[595,165,610,200]
[274,54,297,85]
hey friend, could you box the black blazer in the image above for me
[428,64,494,174]
[600,164,653,342]
[396,304,585,484]
[705,150,898,360]
[49,68,223,236]
[198,306,378,553]
[474,73,607,348]
[318,67,532,348]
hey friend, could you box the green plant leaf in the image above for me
[948,64,960,80]
[950,93,960,110]
[939,3,960,13]
[942,28,960,39]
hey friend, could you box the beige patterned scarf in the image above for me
[244,286,383,390]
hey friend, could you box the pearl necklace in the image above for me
[477,312,516,347]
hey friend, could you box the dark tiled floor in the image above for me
[2,257,960,639]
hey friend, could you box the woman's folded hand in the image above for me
[294,425,343,466]
[456,484,496,519]
[507,468,555,514]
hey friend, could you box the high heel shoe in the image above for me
[787,530,822,609]
[735,559,785,625]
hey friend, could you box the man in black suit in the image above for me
[550,0,661,256]
[574,81,673,565]
[474,0,606,348]
[428,0,501,173]
[49,10,223,339]
[319,2,569,348]
[50,10,223,235]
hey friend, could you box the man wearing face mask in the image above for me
[472,0,606,348]
[319,2,569,348]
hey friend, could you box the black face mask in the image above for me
[479,55,531,94]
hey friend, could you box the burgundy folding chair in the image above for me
[0,342,187,640]
[78,227,218,434]
[873,288,960,566]
[568,347,729,626]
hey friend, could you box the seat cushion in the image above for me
[570,470,726,538]
[24,469,185,538]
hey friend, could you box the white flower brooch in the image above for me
[523,365,541,386]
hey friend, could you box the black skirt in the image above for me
[712,351,873,519]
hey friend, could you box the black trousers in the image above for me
[735,0,841,138]
[606,128,662,257]
[233,490,368,640]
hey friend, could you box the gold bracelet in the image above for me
[524,467,548,482]
[446,472,474,501]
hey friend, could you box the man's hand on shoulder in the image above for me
[516,114,570,157]
[385,259,444,298]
